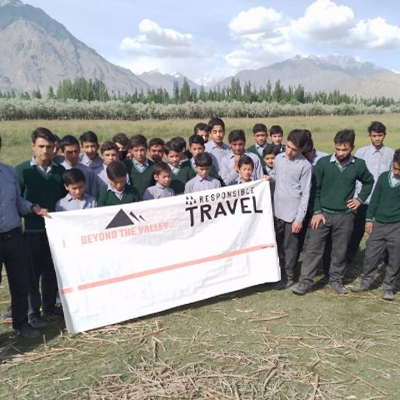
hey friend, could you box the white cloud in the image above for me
[341,17,400,50]
[294,0,355,40]
[120,19,197,58]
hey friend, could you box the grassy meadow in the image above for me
[1,115,400,399]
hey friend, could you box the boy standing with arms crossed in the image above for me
[292,130,374,295]
[16,128,66,328]
[272,129,312,290]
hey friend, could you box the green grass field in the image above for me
[1,115,400,399]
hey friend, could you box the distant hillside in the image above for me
[217,55,400,99]
[0,0,149,94]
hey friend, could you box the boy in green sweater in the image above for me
[125,134,155,198]
[292,129,374,296]
[351,150,400,300]
[16,127,66,328]
[97,161,140,206]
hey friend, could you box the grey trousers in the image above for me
[275,218,299,281]
[299,212,355,286]
[361,221,400,291]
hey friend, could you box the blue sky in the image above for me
[25,0,400,82]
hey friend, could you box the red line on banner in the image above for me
[60,243,275,295]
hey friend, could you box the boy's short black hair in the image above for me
[270,125,283,136]
[195,152,212,168]
[393,149,400,165]
[31,127,56,144]
[262,143,280,158]
[153,161,171,176]
[253,123,267,134]
[334,129,355,147]
[287,129,308,149]
[302,137,314,155]
[148,138,165,148]
[164,140,180,155]
[101,141,119,154]
[170,137,186,152]
[60,135,79,150]
[106,161,127,181]
[238,155,254,169]
[79,131,99,145]
[54,134,61,144]
[194,122,209,134]
[208,117,225,132]
[228,129,246,144]
[189,133,205,147]
[63,168,85,185]
[368,121,386,135]
[129,134,147,149]
[112,133,129,147]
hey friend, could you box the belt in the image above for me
[0,227,22,240]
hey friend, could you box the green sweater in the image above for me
[189,162,224,186]
[97,185,140,207]
[312,155,374,214]
[366,171,400,223]
[124,159,155,198]
[170,162,196,194]
[247,145,266,168]
[16,160,66,233]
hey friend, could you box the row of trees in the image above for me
[0,77,396,108]
[0,98,397,121]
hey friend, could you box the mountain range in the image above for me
[1,0,400,99]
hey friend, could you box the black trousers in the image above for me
[346,204,368,265]
[299,213,355,286]
[361,221,400,291]
[275,218,299,281]
[25,232,58,320]
[0,228,30,330]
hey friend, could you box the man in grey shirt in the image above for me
[0,134,48,339]
[270,129,312,290]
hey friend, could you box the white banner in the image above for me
[45,180,280,334]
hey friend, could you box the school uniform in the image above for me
[143,183,175,200]
[124,158,155,199]
[220,151,263,186]
[79,153,104,176]
[60,160,101,198]
[168,161,196,194]
[97,184,141,207]
[271,152,312,285]
[16,158,66,322]
[204,140,230,173]
[184,174,221,194]
[297,154,374,288]
[356,171,400,292]
[0,162,34,331]
[347,144,394,264]
[189,158,224,186]
[247,144,267,168]
[55,193,97,211]
[97,164,130,190]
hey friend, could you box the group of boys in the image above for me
[1,118,399,339]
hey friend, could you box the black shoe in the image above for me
[328,282,349,295]
[292,282,310,296]
[43,306,63,318]
[383,290,394,301]
[275,279,294,290]
[15,324,40,339]
[351,283,369,293]
[29,316,48,329]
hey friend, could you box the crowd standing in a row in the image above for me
[0,118,398,339]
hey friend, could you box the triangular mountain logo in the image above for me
[106,209,135,229]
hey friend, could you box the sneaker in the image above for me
[29,316,48,329]
[43,306,63,318]
[15,324,40,339]
[275,279,294,290]
[328,282,349,295]
[351,282,369,293]
[292,282,310,296]
[383,290,394,301]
